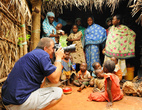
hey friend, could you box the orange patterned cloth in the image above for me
[114,64,122,81]
[88,73,123,102]
[114,69,122,81]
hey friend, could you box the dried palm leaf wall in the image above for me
[0,0,31,79]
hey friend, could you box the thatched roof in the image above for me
[41,0,142,26]
[42,0,122,14]
[129,0,142,26]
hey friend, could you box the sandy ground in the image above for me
[48,86,142,110]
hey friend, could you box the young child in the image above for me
[73,62,91,92]
[91,69,105,92]
[67,24,86,72]
[91,62,102,77]
[55,23,65,43]
[88,60,123,108]
[111,56,123,81]
[61,51,72,86]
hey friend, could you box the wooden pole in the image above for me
[30,0,42,51]
[21,14,27,55]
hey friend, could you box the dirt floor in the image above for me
[48,86,142,110]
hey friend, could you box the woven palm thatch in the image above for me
[0,0,31,79]
[42,0,142,26]
[42,0,122,14]
[129,0,142,26]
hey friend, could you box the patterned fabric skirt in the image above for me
[85,44,100,71]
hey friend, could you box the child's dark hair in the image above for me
[112,56,118,63]
[104,60,115,73]
[72,24,78,28]
[92,62,99,69]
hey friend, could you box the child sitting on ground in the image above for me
[61,51,72,86]
[89,62,104,86]
[88,60,123,108]
[91,69,105,92]
[73,62,91,92]
[55,23,65,44]
[111,56,123,81]
[91,62,102,78]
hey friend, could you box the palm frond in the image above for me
[128,0,142,26]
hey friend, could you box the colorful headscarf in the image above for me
[46,12,55,18]
[75,18,81,24]
[42,12,56,42]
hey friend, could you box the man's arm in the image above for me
[47,47,64,83]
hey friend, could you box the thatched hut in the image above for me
[0,0,142,79]
[0,0,141,109]
[0,1,142,108]
[1,0,142,80]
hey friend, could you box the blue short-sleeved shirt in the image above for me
[2,49,56,105]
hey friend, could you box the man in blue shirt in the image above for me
[2,37,64,110]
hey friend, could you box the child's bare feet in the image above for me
[85,85,88,88]
[77,87,82,92]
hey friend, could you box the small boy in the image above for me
[92,69,105,92]
[73,62,91,92]
[89,62,104,88]
[91,62,102,77]
[61,51,72,86]
[111,56,123,81]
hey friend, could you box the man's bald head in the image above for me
[36,37,54,50]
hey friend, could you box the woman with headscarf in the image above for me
[85,17,107,73]
[42,12,59,43]
[75,18,86,48]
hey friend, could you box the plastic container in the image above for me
[124,67,134,80]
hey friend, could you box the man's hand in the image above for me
[55,47,64,60]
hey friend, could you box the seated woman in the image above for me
[42,12,59,43]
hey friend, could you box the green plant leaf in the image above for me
[26,34,31,40]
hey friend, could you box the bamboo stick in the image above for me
[0,37,17,45]
[21,13,27,55]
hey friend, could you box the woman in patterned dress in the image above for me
[104,14,136,76]
[84,17,107,73]
[67,25,86,72]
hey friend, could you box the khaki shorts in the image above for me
[5,87,63,110]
